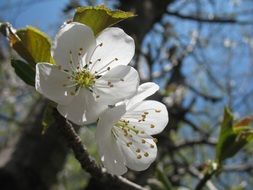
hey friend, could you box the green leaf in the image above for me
[1,23,53,67]
[73,5,135,35]
[215,107,253,164]
[11,59,35,86]
[156,166,174,190]
[15,26,54,65]
[42,104,55,135]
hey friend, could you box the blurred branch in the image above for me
[188,166,217,190]
[54,111,146,190]
[224,163,253,172]
[195,170,216,190]
[166,11,253,25]
[187,84,222,103]
[175,137,217,149]
[0,113,21,125]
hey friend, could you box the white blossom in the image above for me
[96,82,168,175]
[35,22,139,125]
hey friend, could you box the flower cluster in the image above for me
[35,22,168,175]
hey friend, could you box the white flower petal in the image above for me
[126,82,159,110]
[94,65,139,104]
[118,132,157,171]
[35,63,74,105]
[123,100,168,135]
[52,22,95,70]
[87,27,135,74]
[96,105,127,175]
[57,88,106,125]
[99,136,127,175]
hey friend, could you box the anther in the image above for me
[79,48,83,51]
[136,149,141,153]
[96,95,100,99]
[140,131,145,134]
[141,139,146,144]
[155,109,161,113]
[153,138,158,143]
[150,144,155,148]
[120,78,124,82]
[126,142,132,147]
[99,43,103,47]
[115,58,118,61]
[70,92,75,96]
[137,155,142,159]
[98,58,101,61]
[107,67,110,70]
[78,52,82,56]
[150,124,155,128]
[144,152,149,157]
[144,112,149,115]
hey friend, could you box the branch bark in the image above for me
[54,110,147,190]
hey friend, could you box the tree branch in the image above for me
[174,138,217,150]
[166,11,253,25]
[54,111,146,190]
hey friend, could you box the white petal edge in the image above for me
[35,63,74,105]
[52,22,95,70]
[96,104,127,175]
[126,82,159,110]
[94,65,139,104]
[87,27,135,74]
[124,100,168,135]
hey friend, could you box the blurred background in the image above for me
[1,0,253,189]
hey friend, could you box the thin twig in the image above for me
[166,11,253,25]
[54,111,146,190]
[195,169,216,190]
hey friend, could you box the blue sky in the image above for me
[1,0,70,37]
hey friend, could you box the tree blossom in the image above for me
[96,82,168,175]
[35,22,139,124]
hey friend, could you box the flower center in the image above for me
[112,119,157,159]
[114,120,140,134]
[72,70,95,88]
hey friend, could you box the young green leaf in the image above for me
[73,5,135,35]
[16,27,54,65]
[215,107,253,164]
[11,59,35,86]
[1,23,53,67]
